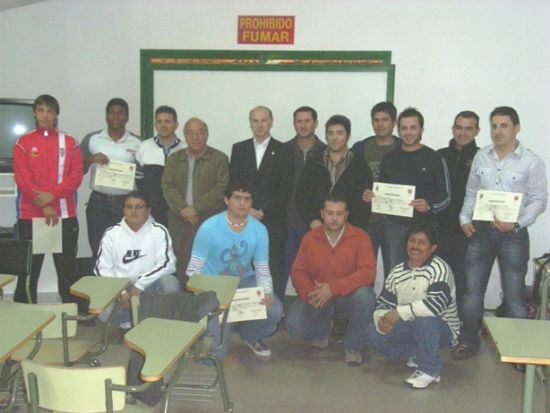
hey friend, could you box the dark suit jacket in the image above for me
[229,137,294,225]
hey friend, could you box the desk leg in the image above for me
[523,364,535,413]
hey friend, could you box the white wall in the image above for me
[1,0,549,307]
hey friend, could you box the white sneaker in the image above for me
[311,337,329,349]
[406,357,418,368]
[245,340,272,357]
[405,370,441,389]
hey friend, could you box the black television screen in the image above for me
[0,99,35,172]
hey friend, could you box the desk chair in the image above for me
[130,274,239,413]
[0,275,15,300]
[0,240,32,303]
[21,318,204,413]
[0,301,101,367]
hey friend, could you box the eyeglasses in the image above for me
[453,125,477,133]
[124,204,147,211]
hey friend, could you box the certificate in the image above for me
[32,218,62,254]
[227,287,267,323]
[94,161,136,191]
[472,190,523,223]
[371,182,415,218]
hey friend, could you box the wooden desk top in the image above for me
[484,317,550,365]
[70,276,130,315]
[124,317,204,382]
[0,308,55,362]
[187,275,239,309]
[0,274,15,289]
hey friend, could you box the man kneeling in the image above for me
[367,223,460,389]
[95,191,181,329]
[285,194,376,366]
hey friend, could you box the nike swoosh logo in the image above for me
[122,255,145,264]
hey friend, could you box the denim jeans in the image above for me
[284,286,376,351]
[365,215,391,276]
[205,275,283,359]
[98,275,182,328]
[367,317,452,377]
[86,191,125,263]
[380,217,409,276]
[459,222,529,349]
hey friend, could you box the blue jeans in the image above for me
[284,286,376,351]
[205,276,283,359]
[380,217,409,275]
[86,191,125,263]
[365,216,391,276]
[367,317,452,377]
[459,222,529,349]
[98,275,182,328]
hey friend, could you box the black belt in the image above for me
[92,191,126,201]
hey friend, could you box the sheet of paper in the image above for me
[32,218,62,254]
[472,190,523,223]
[94,161,136,191]
[227,286,267,323]
[371,182,415,218]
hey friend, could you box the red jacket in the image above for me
[14,128,83,219]
[291,223,376,301]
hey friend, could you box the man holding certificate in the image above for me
[13,95,85,310]
[363,107,451,275]
[452,106,548,360]
[186,180,283,359]
[285,194,376,367]
[80,98,141,262]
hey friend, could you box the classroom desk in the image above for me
[484,317,550,413]
[70,276,130,315]
[0,274,15,299]
[124,318,204,382]
[186,275,240,309]
[0,307,55,362]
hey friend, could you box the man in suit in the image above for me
[229,106,294,301]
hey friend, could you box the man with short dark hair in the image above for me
[285,194,376,366]
[452,106,548,360]
[352,101,400,274]
[363,107,451,275]
[283,106,327,296]
[13,94,85,309]
[436,111,480,313]
[296,114,372,232]
[95,191,180,329]
[162,117,229,284]
[81,98,141,262]
[136,106,184,226]
[186,181,283,359]
[367,223,459,389]
[230,106,294,301]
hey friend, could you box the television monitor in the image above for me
[0,98,35,173]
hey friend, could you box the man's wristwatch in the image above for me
[514,223,521,232]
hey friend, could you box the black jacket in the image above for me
[295,149,372,229]
[437,139,479,233]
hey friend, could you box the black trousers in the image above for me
[15,217,85,312]
[265,219,287,302]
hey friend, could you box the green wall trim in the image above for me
[140,50,395,137]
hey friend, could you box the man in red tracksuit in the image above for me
[13,94,84,308]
